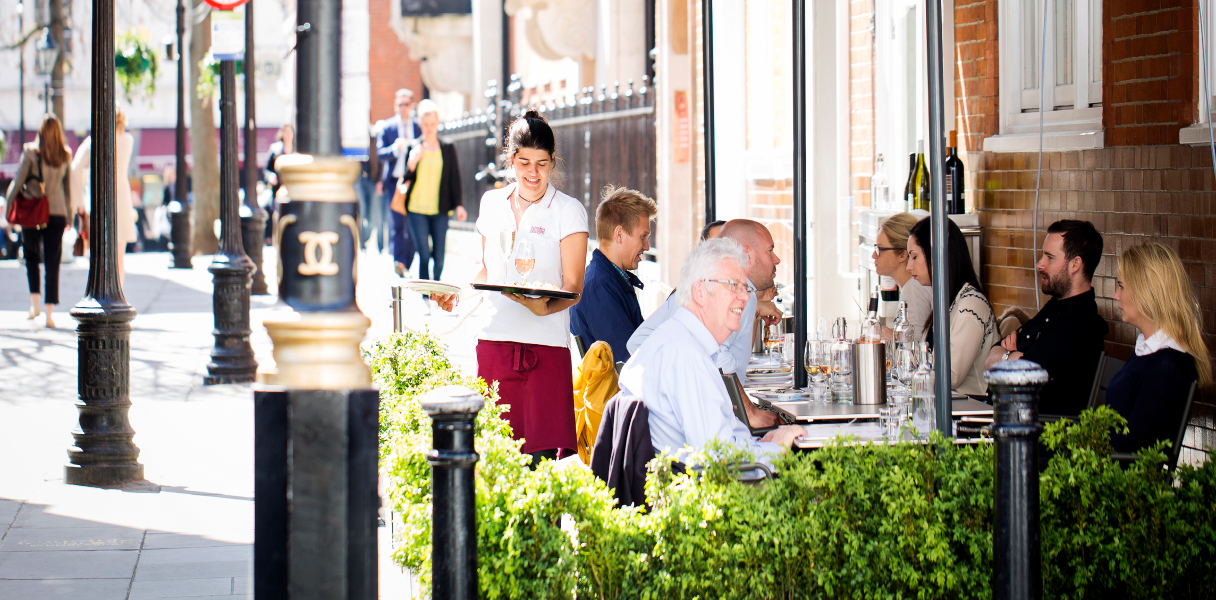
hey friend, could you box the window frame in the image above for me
[986,0,1104,152]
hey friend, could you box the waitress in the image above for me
[433,109,588,467]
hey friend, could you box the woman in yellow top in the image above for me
[401,99,467,284]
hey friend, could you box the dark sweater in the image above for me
[569,249,644,362]
[1106,348,1198,454]
[401,141,463,216]
[1014,289,1109,416]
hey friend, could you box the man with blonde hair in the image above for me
[570,186,657,361]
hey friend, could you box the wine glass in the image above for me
[498,229,515,258]
[805,340,830,403]
[514,236,535,284]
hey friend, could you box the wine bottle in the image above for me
[861,293,881,343]
[870,154,889,210]
[945,130,965,214]
[913,140,931,211]
[903,153,916,212]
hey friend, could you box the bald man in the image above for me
[628,219,783,381]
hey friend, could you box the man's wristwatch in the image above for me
[1002,350,1012,361]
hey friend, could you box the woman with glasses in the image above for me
[873,212,931,341]
[905,217,998,396]
[1107,243,1211,453]
[432,109,588,468]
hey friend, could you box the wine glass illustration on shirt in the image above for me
[514,236,535,285]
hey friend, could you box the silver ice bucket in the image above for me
[851,342,887,405]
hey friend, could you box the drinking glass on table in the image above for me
[764,324,782,362]
[514,236,535,284]
[804,339,831,403]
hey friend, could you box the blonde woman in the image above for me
[1108,243,1212,453]
[72,108,137,284]
[874,212,932,341]
[7,114,73,327]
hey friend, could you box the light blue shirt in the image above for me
[626,281,758,378]
[618,307,780,464]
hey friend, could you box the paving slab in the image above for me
[132,560,251,582]
[136,545,252,565]
[0,577,131,600]
[127,576,234,600]
[143,532,246,550]
[0,549,139,579]
[0,526,144,551]
[0,501,21,526]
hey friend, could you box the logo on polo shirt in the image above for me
[530,226,546,235]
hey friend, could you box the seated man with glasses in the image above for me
[618,238,807,464]
[628,219,783,379]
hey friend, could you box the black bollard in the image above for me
[420,385,483,600]
[984,359,1047,600]
[241,212,269,295]
[205,59,258,385]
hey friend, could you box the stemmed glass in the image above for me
[804,339,830,403]
[514,236,535,284]
[498,229,515,258]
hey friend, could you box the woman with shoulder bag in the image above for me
[8,114,73,328]
[400,99,467,291]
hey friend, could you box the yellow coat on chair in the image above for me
[573,340,619,465]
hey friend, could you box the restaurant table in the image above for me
[771,397,994,423]
[792,426,994,450]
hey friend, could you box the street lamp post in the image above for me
[205,57,258,385]
[66,0,144,487]
[170,0,193,269]
[16,3,25,147]
[240,0,269,295]
[254,0,378,595]
[35,28,57,115]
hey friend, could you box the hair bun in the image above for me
[523,109,545,121]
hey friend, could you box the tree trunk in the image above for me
[49,0,64,120]
[190,1,221,255]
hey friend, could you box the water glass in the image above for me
[878,406,899,442]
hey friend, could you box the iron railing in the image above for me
[439,76,656,240]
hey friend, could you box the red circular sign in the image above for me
[203,0,250,10]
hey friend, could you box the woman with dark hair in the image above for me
[9,114,74,328]
[905,217,998,396]
[433,109,588,466]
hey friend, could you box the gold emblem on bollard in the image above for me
[298,231,341,276]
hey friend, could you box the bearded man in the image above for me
[985,220,1108,415]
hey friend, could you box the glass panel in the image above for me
[1090,0,1102,84]
[1056,0,1075,86]
[1023,0,1039,91]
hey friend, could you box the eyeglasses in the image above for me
[701,279,756,295]
[872,245,900,257]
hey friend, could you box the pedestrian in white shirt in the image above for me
[618,238,806,465]
[433,109,589,467]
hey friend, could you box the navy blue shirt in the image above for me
[1106,348,1198,454]
[570,249,644,362]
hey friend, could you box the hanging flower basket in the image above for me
[115,31,160,103]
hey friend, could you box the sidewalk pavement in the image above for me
[0,233,485,599]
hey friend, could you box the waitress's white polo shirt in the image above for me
[475,182,588,348]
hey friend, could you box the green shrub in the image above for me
[368,334,1216,599]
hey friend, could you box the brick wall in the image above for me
[848,0,874,206]
[969,0,1214,463]
[953,0,999,152]
[1104,1,1198,146]
[368,0,423,124]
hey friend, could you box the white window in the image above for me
[986,0,1103,152]
[1181,2,1216,145]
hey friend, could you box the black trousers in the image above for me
[23,215,67,305]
